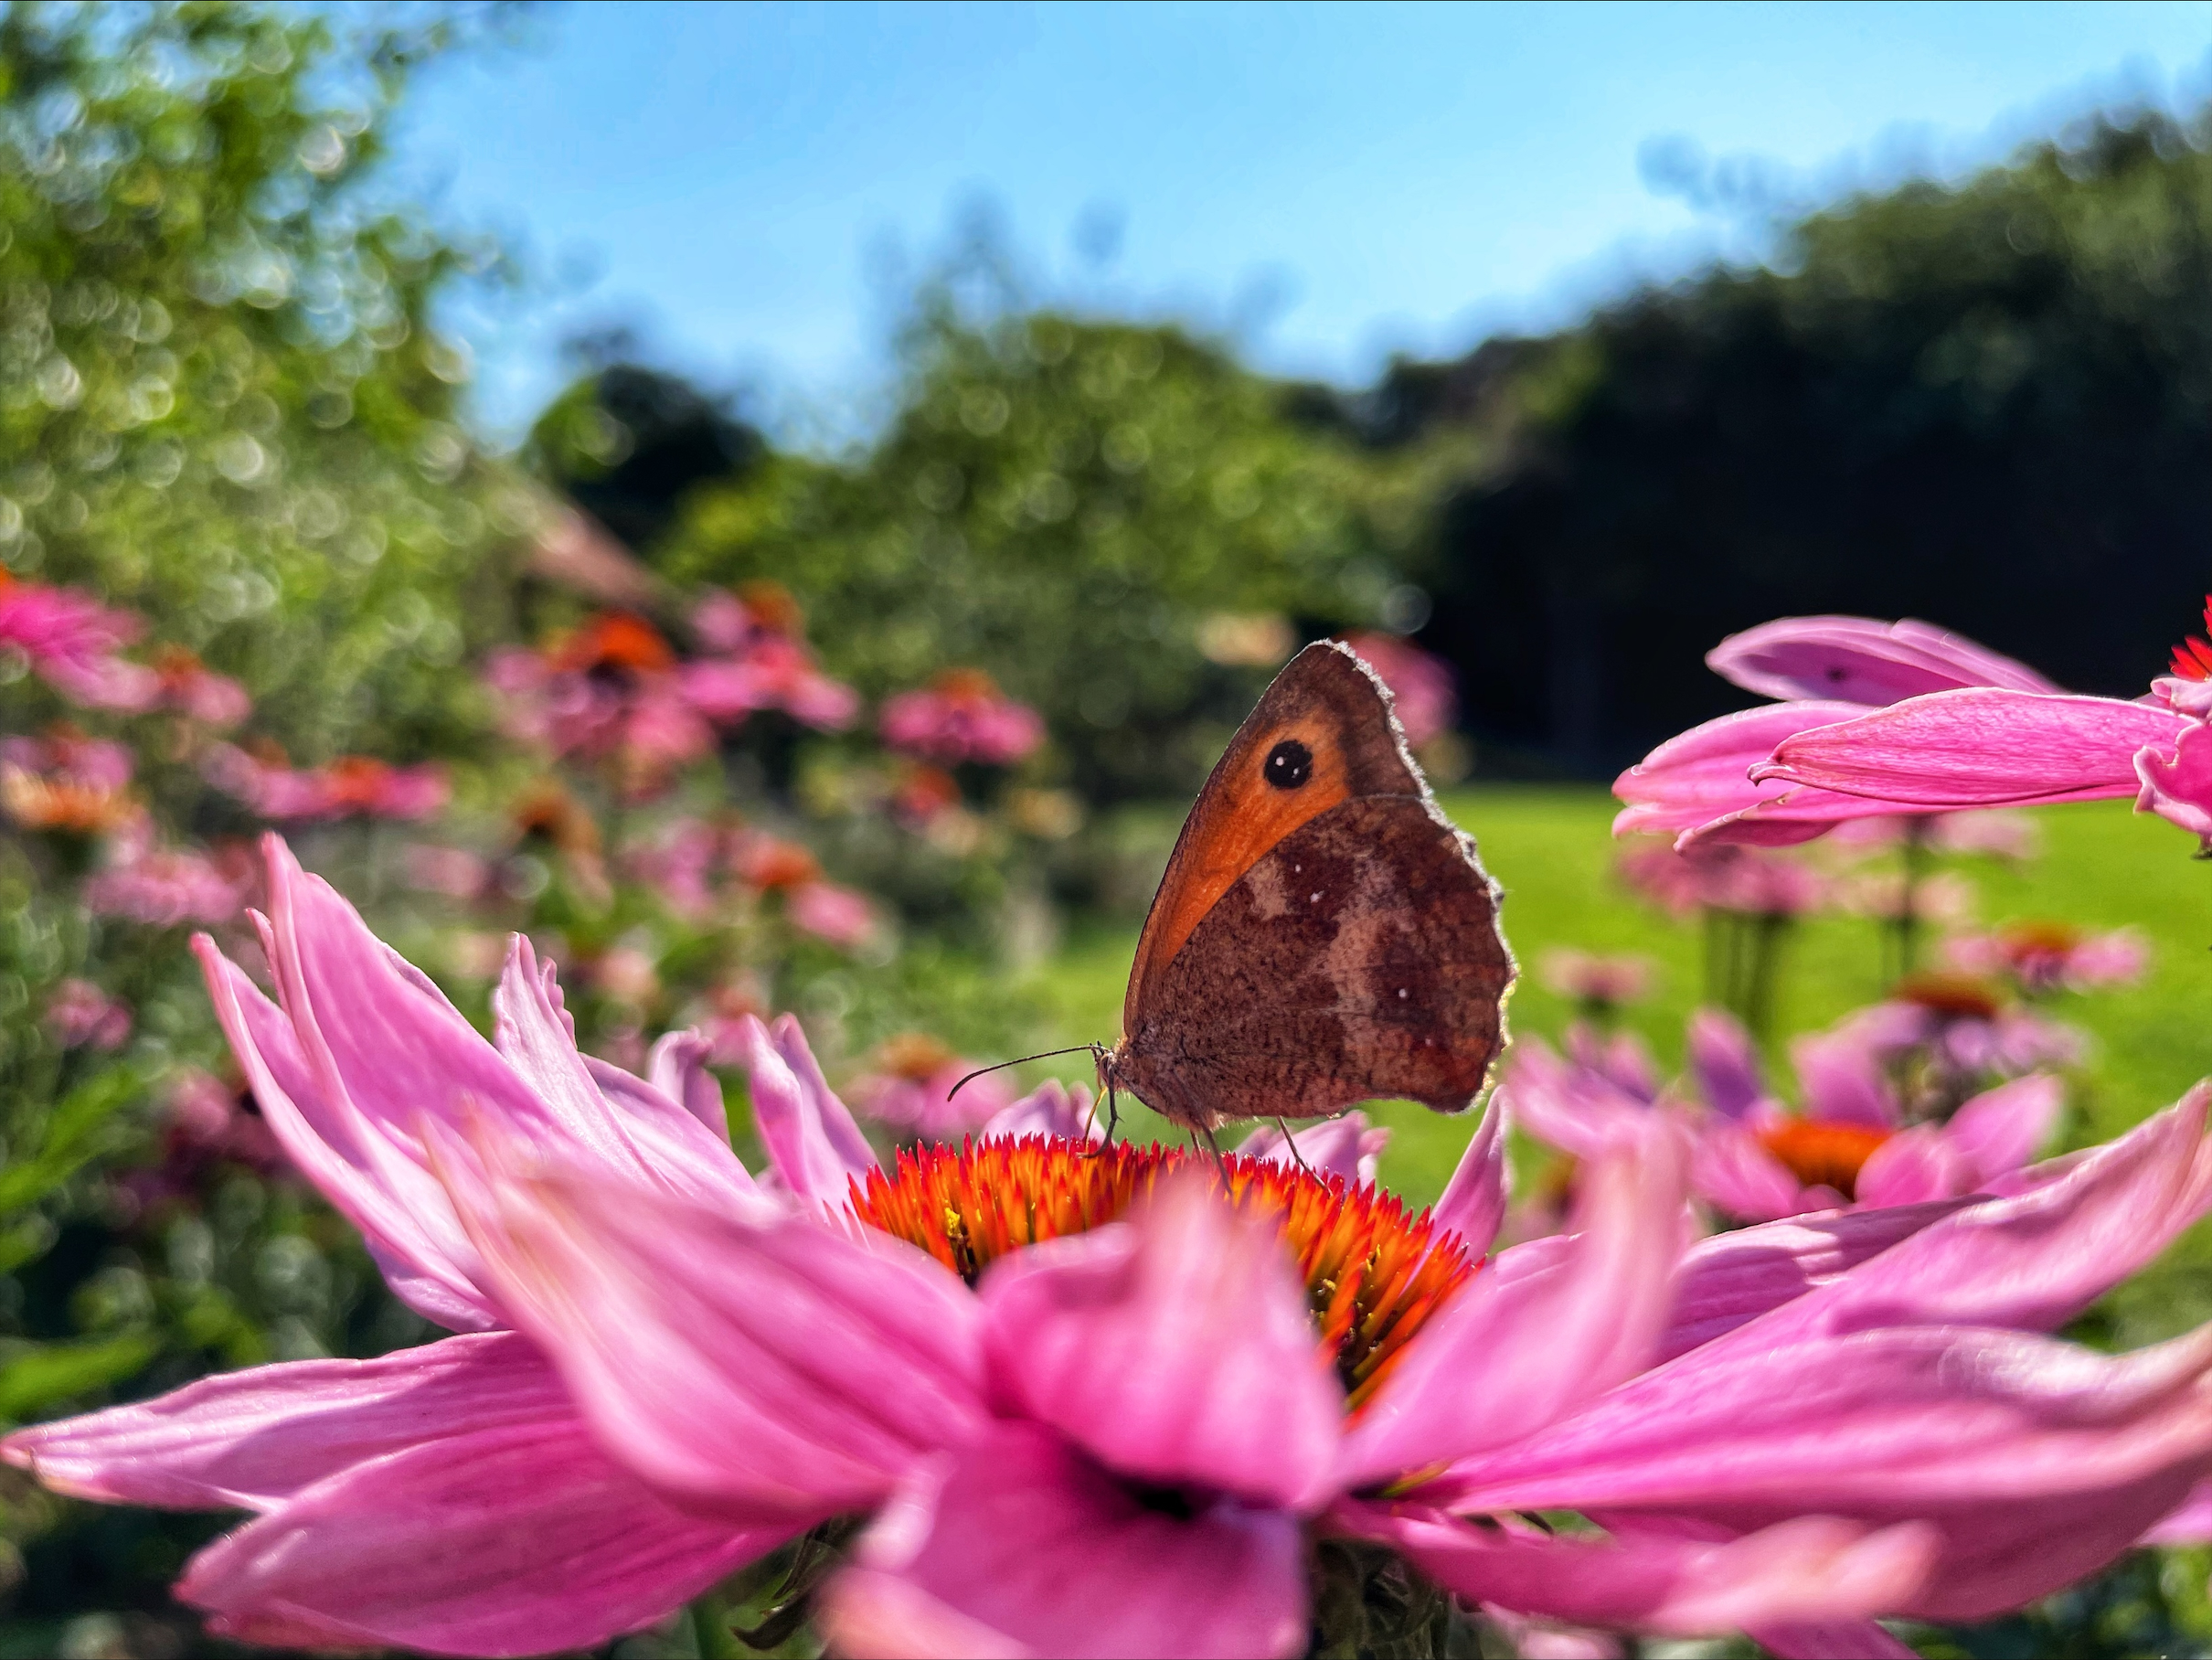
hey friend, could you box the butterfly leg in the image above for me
[1080,1084,1121,1159]
[1196,1122,1229,1180]
[1271,1115,1314,1176]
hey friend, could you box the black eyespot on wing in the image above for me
[1264,739,1313,790]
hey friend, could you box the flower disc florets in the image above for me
[851,1135,1473,1409]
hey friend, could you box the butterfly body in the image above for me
[1101,640,1514,1133]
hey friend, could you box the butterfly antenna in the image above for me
[947,1046,1101,1101]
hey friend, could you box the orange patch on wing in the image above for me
[1123,713,1353,1015]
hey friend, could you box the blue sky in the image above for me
[390,1,2212,442]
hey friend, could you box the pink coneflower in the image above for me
[1538,949,1656,1013]
[150,646,251,727]
[16,841,2212,1658]
[0,727,139,834]
[679,583,860,732]
[846,1033,1012,1142]
[0,569,160,710]
[83,838,252,927]
[1947,921,2149,996]
[785,879,878,951]
[1339,632,1458,748]
[44,978,130,1050]
[1617,840,1825,918]
[1845,972,2084,1081]
[486,613,716,796]
[204,745,448,822]
[880,669,1045,767]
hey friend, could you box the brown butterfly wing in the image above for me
[1114,795,1512,1129]
[1122,640,1426,1034]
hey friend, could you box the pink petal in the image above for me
[1337,1502,1933,1637]
[978,1175,1342,1509]
[1753,689,2185,809]
[1707,615,2058,705]
[1431,1098,1508,1255]
[1338,1125,1687,1487]
[817,1423,1306,1660]
[451,1147,987,1519]
[1654,1201,1969,1364]
[1427,1320,2212,1578]
[195,937,498,1330]
[1788,1029,1898,1128]
[2135,719,2212,838]
[734,1013,878,1207]
[1771,1089,2212,1339]
[1689,1120,1811,1223]
[1239,1111,1389,1186]
[646,1027,734,1140]
[1686,1008,1764,1121]
[1495,1038,1647,1162]
[3,1332,553,1512]
[178,1413,791,1659]
[982,1080,1102,1145]
[1611,702,1871,837]
[2143,1475,2212,1545]
[1854,1125,1973,1208]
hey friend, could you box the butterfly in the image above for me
[1085,639,1515,1155]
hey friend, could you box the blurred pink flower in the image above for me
[402,845,495,901]
[45,978,130,1050]
[786,880,878,951]
[205,746,448,822]
[485,613,716,796]
[1339,632,1458,748]
[1239,1110,1392,1187]
[1617,840,1825,918]
[679,584,859,732]
[1613,615,2059,849]
[1824,809,2040,861]
[880,668,1044,766]
[1538,949,1656,1010]
[17,855,2212,1655]
[1679,1007,2064,1222]
[624,817,722,920]
[981,1079,1103,1146]
[84,839,251,927]
[151,646,251,727]
[0,569,159,710]
[0,727,138,834]
[847,1034,1011,1142]
[1946,922,2148,996]
[158,1068,285,1176]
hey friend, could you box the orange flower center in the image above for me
[1894,970,2002,1021]
[552,612,676,676]
[874,1032,956,1080]
[1757,1119,1891,1198]
[851,1138,1473,1411]
[323,757,395,808]
[739,581,805,638]
[931,666,1002,704]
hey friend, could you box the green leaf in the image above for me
[0,1066,142,1216]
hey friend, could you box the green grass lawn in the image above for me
[1016,788,2212,1280]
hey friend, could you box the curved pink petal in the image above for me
[1753,690,2185,809]
[1854,1126,1974,1208]
[1707,615,2058,705]
[1686,1009,1764,1121]
[1427,1320,2212,1556]
[1612,702,1870,837]
[1337,1502,1933,1637]
[1338,1127,1687,1487]
[178,1413,789,1659]
[982,1080,1102,1145]
[1431,1097,1508,1256]
[2,1332,553,1512]
[1941,1072,2064,1185]
[1495,1038,1649,1162]
[646,1027,733,1140]
[978,1176,1342,1509]
[1768,1089,2212,1340]
[2134,718,2212,839]
[1689,1121,1811,1223]
[2143,1476,2212,1545]
[734,1013,879,1207]
[1654,1201,1969,1365]
[450,1146,987,1520]
[1788,1030,1898,1128]
[818,1424,1306,1660]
